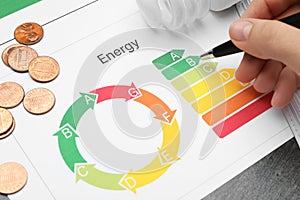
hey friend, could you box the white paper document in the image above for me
[0,1,294,199]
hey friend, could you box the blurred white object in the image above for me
[137,0,241,29]
[210,0,241,11]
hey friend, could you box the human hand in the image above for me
[229,0,300,108]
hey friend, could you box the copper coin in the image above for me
[1,44,25,66]
[29,56,60,82]
[8,46,38,72]
[0,162,28,194]
[0,82,24,109]
[0,108,13,135]
[14,22,44,45]
[23,88,55,115]
[0,118,15,139]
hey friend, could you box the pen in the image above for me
[200,12,300,59]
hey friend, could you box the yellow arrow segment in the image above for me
[182,68,236,102]
[119,120,180,193]
[119,166,171,193]
[140,120,180,173]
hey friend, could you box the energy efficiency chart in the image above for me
[50,28,202,195]
[46,27,287,199]
[54,84,180,192]
[0,3,292,198]
[153,50,273,138]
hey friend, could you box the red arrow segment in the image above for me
[90,83,141,103]
[134,89,176,124]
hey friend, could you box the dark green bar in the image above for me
[0,0,41,19]
[152,49,184,70]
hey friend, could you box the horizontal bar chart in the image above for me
[152,49,273,139]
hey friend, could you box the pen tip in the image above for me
[200,50,214,60]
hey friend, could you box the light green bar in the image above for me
[171,62,218,91]
[0,0,41,19]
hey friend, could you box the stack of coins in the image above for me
[0,82,23,139]
[0,108,15,139]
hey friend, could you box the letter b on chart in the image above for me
[61,124,76,139]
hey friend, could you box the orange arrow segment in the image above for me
[134,89,176,124]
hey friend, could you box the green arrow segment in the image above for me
[162,56,200,80]
[76,164,125,190]
[59,92,97,130]
[152,49,185,70]
[53,124,87,172]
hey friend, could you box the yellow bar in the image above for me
[182,68,235,102]
[192,79,249,114]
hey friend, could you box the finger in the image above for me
[253,60,283,93]
[242,0,299,19]
[276,4,300,19]
[235,53,266,83]
[230,18,300,76]
[271,67,298,108]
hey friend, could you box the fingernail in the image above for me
[230,20,253,41]
[271,92,282,109]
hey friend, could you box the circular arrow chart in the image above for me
[54,85,181,192]
[55,28,203,192]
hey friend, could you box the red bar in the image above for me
[213,92,273,138]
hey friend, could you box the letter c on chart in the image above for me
[77,166,89,177]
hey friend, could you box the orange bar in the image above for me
[202,86,262,125]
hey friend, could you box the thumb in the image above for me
[229,18,300,76]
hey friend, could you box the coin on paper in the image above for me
[8,46,38,72]
[14,22,44,45]
[0,82,25,109]
[23,88,55,115]
[0,108,13,135]
[0,162,28,194]
[29,56,60,82]
[0,118,15,139]
[1,44,25,66]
